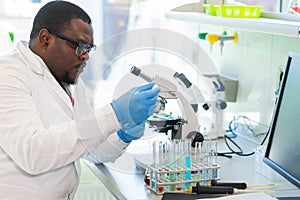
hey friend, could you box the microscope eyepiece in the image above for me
[130,66,141,76]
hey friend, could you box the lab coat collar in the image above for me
[16,41,74,111]
[16,41,48,76]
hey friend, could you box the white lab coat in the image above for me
[0,41,128,200]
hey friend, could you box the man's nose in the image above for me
[79,52,89,61]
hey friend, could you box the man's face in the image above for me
[45,18,94,84]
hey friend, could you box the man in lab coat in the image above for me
[0,1,160,200]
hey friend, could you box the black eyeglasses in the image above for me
[47,29,96,56]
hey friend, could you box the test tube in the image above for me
[152,141,158,190]
[152,141,161,169]
[159,141,168,193]
[194,141,202,167]
[174,139,184,191]
[163,141,169,170]
[210,139,218,179]
[167,140,177,191]
[184,139,192,189]
[202,138,210,185]
[152,141,165,193]
[167,141,174,170]
[152,141,164,191]
[158,141,165,170]
[194,141,202,180]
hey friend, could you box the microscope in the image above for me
[129,65,226,194]
[130,65,227,143]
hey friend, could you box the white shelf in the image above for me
[165,11,300,38]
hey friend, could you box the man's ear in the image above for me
[38,29,51,49]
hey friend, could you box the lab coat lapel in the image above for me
[15,41,81,192]
[17,41,74,112]
[74,159,81,183]
[46,78,74,113]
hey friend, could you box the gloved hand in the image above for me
[112,82,160,125]
[117,122,145,143]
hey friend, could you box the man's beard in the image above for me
[61,72,76,85]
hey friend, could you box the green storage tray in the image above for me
[204,4,262,18]
[204,4,217,16]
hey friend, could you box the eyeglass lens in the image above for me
[76,43,95,56]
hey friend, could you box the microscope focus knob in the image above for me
[187,131,204,147]
[216,100,227,110]
[202,103,209,111]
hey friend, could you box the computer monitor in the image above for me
[264,52,300,189]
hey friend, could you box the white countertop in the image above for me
[83,134,300,200]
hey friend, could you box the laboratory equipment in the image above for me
[202,77,227,139]
[198,31,238,55]
[188,183,269,195]
[131,65,202,141]
[116,64,226,195]
[130,65,226,140]
[264,52,300,189]
[189,183,235,194]
[146,138,221,195]
[209,180,275,189]
[130,65,226,194]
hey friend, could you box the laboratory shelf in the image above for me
[165,10,300,38]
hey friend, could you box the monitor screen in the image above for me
[264,52,300,189]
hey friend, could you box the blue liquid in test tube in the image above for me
[185,139,192,189]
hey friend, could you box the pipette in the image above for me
[188,184,271,195]
[209,180,275,189]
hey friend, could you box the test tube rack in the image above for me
[145,160,221,195]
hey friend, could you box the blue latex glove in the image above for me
[117,122,145,143]
[112,82,160,125]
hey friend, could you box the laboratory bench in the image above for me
[78,134,300,200]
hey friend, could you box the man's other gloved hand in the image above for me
[117,122,145,143]
[112,82,160,125]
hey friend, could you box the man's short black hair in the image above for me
[29,1,91,42]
